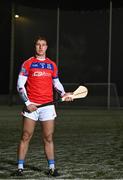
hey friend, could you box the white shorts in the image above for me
[22,105,57,121]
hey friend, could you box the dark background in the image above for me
[0,0,123,106]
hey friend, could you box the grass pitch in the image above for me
[0,105,123,179]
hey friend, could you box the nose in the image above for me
[39,45,42,49]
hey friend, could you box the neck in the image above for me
[36,55,46,60]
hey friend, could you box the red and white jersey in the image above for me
[19,57,58,104]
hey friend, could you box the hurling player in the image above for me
[16,36,72,177]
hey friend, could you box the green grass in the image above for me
[0,105,123,179]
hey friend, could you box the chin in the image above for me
[36,53,44,56]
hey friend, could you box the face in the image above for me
[35,40,48,56]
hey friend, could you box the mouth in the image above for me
[39,50,43,53]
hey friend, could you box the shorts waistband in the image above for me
[22,102,54,113]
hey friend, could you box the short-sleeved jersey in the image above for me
[19,57,58,104]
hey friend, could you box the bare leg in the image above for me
[41,120,60,176]
[18,117,36,163]
[41,120,55,162]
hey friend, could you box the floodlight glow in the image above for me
[15,14,19,18]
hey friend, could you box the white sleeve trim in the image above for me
[25,100,32,106]
[17,75,31,105]
[53,78,65,97]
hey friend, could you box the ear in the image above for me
[46,45,48,50]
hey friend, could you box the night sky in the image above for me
[1,0,123,104]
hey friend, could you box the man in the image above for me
[16,36,72,177]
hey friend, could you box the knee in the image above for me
[43,133,53,144]
[21,131,32,143]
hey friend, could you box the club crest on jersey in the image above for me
[47,64,52,69]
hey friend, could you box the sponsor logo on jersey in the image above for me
[32,71,51,77]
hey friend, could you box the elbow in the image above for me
[17,84,22,93]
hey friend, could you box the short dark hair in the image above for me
[34,36,48,45]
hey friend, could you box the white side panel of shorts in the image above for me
[23,111,39,121]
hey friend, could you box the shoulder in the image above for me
[22,57,35,67]
[46,58,57,66]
